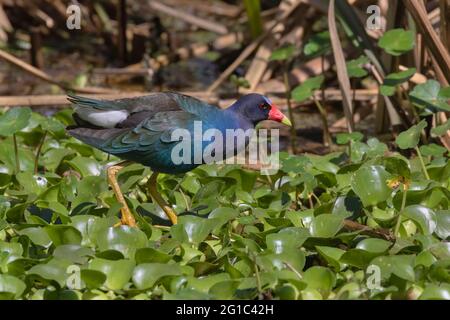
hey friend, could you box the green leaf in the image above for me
[132,263,182,290]
[315,246,345,270]
[303,266,336,297]
[270,44,296,61]
[135,248,172,264]
[309,214,343,238]
[409,80,450,113]
[346,55,369,78]
[80,269,106,289]
[304,31,330,58]
[378,28,415,56]
[53,245,94,264]
[370,255,415,282]
[431,119,450,137]
[419,144,447,157]
[89,258,134,290]
[356,238,391,253]
[44,225,82,246]
[15,172,48,195]
[351,165,392,206]
[419,284,450,300]
[429,242,450,260]
[94,226,148,258]
[291,76,324,102]
[435,210,450,240]
[266,232,298,254]
[209,280,240,299]
[336,132,364,145]
[28,259,71,287]
[0,274,26,298]
[0,107,32,136]
[401,205,437,235]
[380,68,416,96]
[66,156,101,177]
[170,216,219,244]
[395,120,427,149]
[19,227,52,247]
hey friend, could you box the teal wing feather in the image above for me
[67,92,218,115]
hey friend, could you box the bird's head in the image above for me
[231,93,292,126]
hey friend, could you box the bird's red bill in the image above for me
[268,105,292,126]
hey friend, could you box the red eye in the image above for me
[260,103,270,110]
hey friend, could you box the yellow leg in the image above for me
[147,172,178,224]
[107,162,137,227]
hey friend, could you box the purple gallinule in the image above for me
[67,92,291,227]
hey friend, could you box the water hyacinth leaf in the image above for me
[0,107,32,136]
[266,233,298,254]
[435,210,450,240]
[209,280,240,299]
[356,238,391,253]
[94,226,148,258]
[370,255,415,282]
[419,144,447,157]
[431,119,450,137]
[395,120,427,149]
[208,207,239,227]
[89,258,134,290]
[73,176,107,207]
[366,138,388,158]
[53,245,94,264]
[269,44,296,61]
[291,76,324,103]
[346,55,369,78]
[186,273,230,293]
[135,248,172,264]
[429,242,450,260]
[378,28,415,56]
[0,274,26,298]
[415,250,437,268]
[315,246,345,270]
[281,155,311,174]
[44,225,82,246]
[429,260,450,282]
[170,216,219,244]
[19,227,52,247]
[66,156,101,177]
[302,266,336,296]
[309,214,344,238]
[419,284,450,300]
[304,31,331,58]
[380,68,416,96]
[27,259,71,287]
[15,172,48,195]
[336,132,363,145]
[409,80,450,113]
[132,263,182,290]
[383,156,411,179]
[80,269,106,289]
[351,165,392,206]
[401,205,437,235]
[0,140,35,172]
[258,250,305,273]
[332,196,362,219]
[340,249,378,269]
